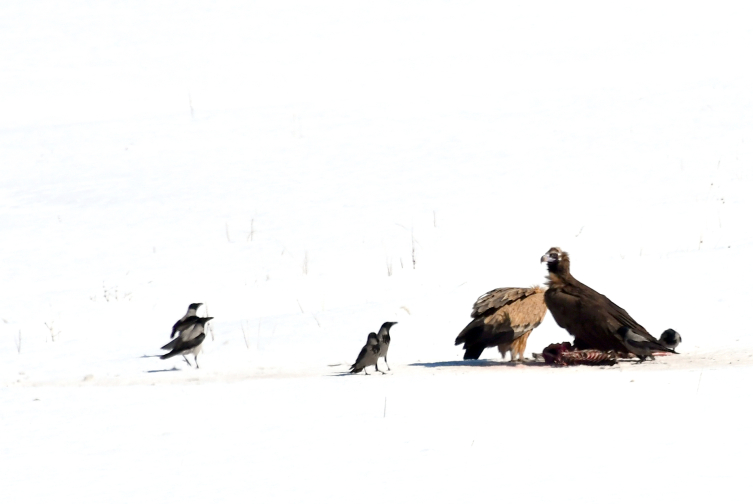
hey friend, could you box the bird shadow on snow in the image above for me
[140,354,185,373]
[145,367,182,374]
[326,365,392,377]
[329,372,387,377]
[408,359,550,369]
[327,360,550,376]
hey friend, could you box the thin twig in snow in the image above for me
[411,228,416,269]
[205,304,215,341]
[696,370,704,394]
[44,322,60,342]
[240,322,250,349]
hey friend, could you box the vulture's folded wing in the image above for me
[472,286,544,317]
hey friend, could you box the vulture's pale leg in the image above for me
[512,331,532,363]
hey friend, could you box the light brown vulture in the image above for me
[455,286,547,361]
[540,247,673,355]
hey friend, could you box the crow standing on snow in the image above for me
[659,328,682,351]
[161,316,214,368]
[541,247,675,359]
[455,286,547,361]
[161,333,207,367]
[376,321,397,371]
[616,326,677,362]
[170,303,203,339]
[350,332,382,375]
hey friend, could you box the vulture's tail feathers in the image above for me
[456,322,513,360]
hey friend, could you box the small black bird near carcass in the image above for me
[455,286,547,361]
[540,247,673,357]
[659,328,682,351]
[616,326,677,362]
[350,332,382,375]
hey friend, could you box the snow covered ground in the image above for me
[2,1,753,502]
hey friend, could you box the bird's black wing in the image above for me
[350,345,369,371]
[546,283,631,352]
[161,334,205,360]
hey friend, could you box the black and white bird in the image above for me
[161,316,213,368]
[616,326,676,362]
[164,316,213,349]
[376,321,397,371]
[160,333,207,368]
[350,332,382,375]
[170,303,203,339]
[659,329,682,351]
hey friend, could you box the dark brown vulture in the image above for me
[455,286,547,361]
[540,247,670,354]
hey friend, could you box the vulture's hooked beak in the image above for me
[541,247,562,264]
[541,253,556,263]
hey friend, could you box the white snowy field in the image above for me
[2,0,753,502]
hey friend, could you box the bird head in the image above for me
[189,303,203,310]
[367,332,379,345]
[541,247,570,276]
[615,326,630,341]
[660,329,681,346]
[378,321,397,337]
[541,247,563,265]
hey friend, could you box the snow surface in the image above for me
[2,1,753,502]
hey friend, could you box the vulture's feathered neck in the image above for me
[545,252,573,288]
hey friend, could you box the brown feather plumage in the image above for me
[455,286,547,361]
[541,247,661,353]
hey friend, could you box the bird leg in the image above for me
[183,356,191,366]
[374,363,385,375]
[384,356,391,372]
[194,355,200,368]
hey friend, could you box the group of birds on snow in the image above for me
[161,247,682,372]
[455,247,681,365]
